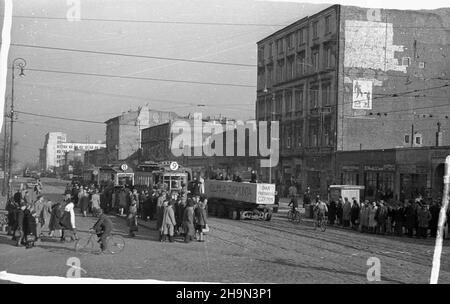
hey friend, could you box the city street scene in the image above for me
[0,0,450,285]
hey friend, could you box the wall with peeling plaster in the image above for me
[337,6,450,151]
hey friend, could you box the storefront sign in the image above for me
[342,165,360,171]
[364,164,395,172]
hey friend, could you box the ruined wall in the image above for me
[337,6,450,151]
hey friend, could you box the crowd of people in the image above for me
[66,179,210,243]
[4,176,210,250]
[287,183,449,239]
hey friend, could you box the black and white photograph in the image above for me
[0,0,450,288]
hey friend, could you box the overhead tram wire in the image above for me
[25,67,256,88]
[11,43,256,68]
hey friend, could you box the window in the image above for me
[294,87,303,114]
[258,98,265,119]
[266,97,273,119]
[268,42,273,58]
[296,52,306,76]
[322,83,331,106]
[404,134,410,144]
[325,15,331,34]
[310,86,319,109]
[415,134,422,146]
[310,123,318,147]
[312,49,320,71]
[286,135,292,149]
[342,172,359,185]
[312,21,319,39]
[297,29,304,45]
[324,45,332,68]
[402,57,411,66]
[365,172,378,197]
[285,91,293,114]
[287,33,294,49]
[296,123,303,147]
[323,117,332,146]
[267,66,273,87]
[277,39,284,55]
[275,94,283,116]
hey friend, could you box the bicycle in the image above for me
[314,214,327,232]
[287,208,302,224]
[75,230,125,254]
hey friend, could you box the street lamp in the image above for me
[7,58,27,201]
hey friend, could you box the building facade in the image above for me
[41,132,106,170]
[105,105,179,162]
[256,4,450,197]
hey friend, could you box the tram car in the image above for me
[98,163,135,187]
[135,161,192,192]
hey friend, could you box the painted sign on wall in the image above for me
[352,80,373,110]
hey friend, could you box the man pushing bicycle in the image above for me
[313,195,328,224]
[92,209,113,253]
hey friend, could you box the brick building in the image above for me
[256,4,450,198]
[105,105,179,162]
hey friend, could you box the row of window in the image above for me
[257,82,334,120]
[259,14,334,60]
[258,44,335,87]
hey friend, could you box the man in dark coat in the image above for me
[350,198,360,230]
[405,200,416,237]
[429,201,440,238]
[328,200,337,225]
[12,203,26,246]
[92,209,113,253]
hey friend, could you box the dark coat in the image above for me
[23,209,37,237]
[194,205,207,228]
[328,201,337,221]
[182,206,195,237]
[351,202,360,222]
[49,204,63,230]
[405,205,416,229]
[93,214,113,235]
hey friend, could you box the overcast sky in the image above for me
[1,0,448,167]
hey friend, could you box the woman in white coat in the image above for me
[61,200,78,242]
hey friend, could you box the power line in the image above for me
[10,15,289,27]
[11,43,256,68]
[25,67,256,88]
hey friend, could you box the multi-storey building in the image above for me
[256,4,450,199]
[105,105,179,162]
[41,132,106,170]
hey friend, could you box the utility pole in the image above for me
[7,58,26,201]
[2,99,8,196]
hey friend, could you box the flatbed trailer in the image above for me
[205,180,276,221]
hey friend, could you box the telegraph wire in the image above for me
[11,43,256,67]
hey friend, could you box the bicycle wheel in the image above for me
[287,211,293,222]
[321,220,327,232]
[107,235,125,254]
[75,237,94,253]
[294,212,301,224]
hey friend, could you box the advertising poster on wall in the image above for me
[352,80,373,110]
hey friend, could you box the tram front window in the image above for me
[118,176,133,187]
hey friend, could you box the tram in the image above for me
[98,163,135,187]
[135,161,192,192]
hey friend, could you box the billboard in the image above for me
[352,80,373,110]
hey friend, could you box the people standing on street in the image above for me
[79,187,89,217]
[393,203,405,236]
[34,196,45,241]
[368,202,378,233]
[429,201,440,238]
[161,199,176,242]
[375,201,388,235]
[91,189,101,217]
[417,204,431,238]
[336,197,344,226]
[156,191,167,231]
[303,187,311,207]
[12,203,26,247]
[41,199,53,236]
[128,196,139,238]
[328,200,337,226]
[49,201,63,238]
[183,199,195,243]
[118,187,128,216]
[23,203,37,249]
[60,200,77,242]
[194,198,208,242]
[350,198,360,230]
[342,198,352,228]
[405,200,416,238]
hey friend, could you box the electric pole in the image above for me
[7,58,26,201]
